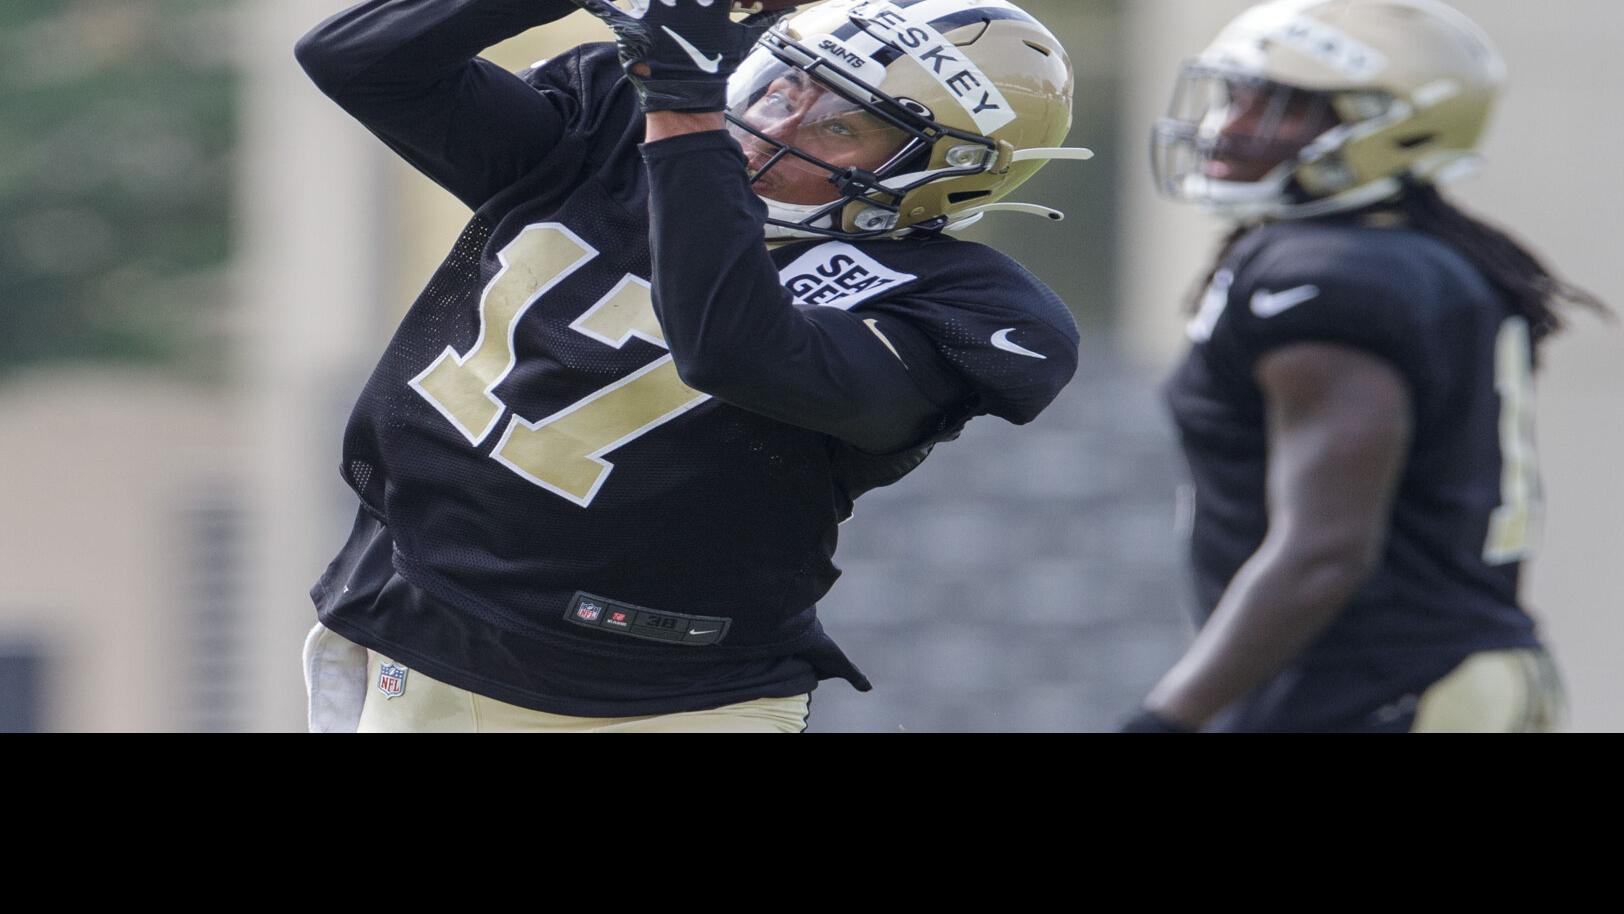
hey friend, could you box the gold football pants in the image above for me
[358,650,811,733]
[1411,648,1566,732]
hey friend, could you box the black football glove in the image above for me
[1119,709,1198,733]
[573,0,790,113]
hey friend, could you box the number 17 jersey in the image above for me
[311,43,1079,715]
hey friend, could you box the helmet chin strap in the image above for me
[1011,146,1095,163]
[760,197,844,241]
[755,145,1097,240]
[935,148,1092,232]
[1190,170,1407,222]
[944,202,1067,234]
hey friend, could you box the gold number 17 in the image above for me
[410,223,709,507]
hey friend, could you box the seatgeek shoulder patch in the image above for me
[848,0,1018,133]
[779,242,920,309]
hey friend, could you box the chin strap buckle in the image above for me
[828,166,891,200]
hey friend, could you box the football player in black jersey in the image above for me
[293,0,1092,731]
[1126,0,1606,733]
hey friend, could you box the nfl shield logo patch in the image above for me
[377,662,408,700]
[575,599,604,622]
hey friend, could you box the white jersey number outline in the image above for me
[410,224,709,507]
[1483,316,1541,564]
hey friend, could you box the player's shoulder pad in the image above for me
[779,236,1080,424]
[1234,220,1487,324]
[516,42,633,133]
[1212,220,1440,388]
[517,40,621,91]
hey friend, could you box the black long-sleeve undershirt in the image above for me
[642,130,951,453]
[296,2,958,452]
[294,0,579,209]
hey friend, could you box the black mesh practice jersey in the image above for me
[297,0,1079,716]
[1164,217,1545,731]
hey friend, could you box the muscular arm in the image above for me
[1145,342,1413,729]
[294,0,581,209]
[641,116,951,453]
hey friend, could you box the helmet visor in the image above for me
[726,54,917,206]
[1153,65,1342,194]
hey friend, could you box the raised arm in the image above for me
[643,120,952,453]
[294,0,582,209]
[586,3,1072,452]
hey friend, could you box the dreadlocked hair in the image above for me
[1396,180,1609,349]
[1187,180,1609,363]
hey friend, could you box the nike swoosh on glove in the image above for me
[573,0,789,112]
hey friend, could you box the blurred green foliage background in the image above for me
[0,0,239,379]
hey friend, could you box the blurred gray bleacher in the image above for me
[808,337,1195,731]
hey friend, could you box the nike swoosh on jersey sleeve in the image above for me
[1249,284,1322,317]
[990,327,1047,360]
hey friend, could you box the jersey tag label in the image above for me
[779,242,918,310]
[565,592,732,646]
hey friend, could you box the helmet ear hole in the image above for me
[1396,134,1436,149]
[949,190,993,205]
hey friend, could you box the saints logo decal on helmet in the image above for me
[1151,0,1505,221]
[726,0,1093,240]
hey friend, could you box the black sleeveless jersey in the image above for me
[1164,218,1545,730]
[297,6,1078,716]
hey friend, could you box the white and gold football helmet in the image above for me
[1151,0,1505,221]
[725,0,1092,239]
